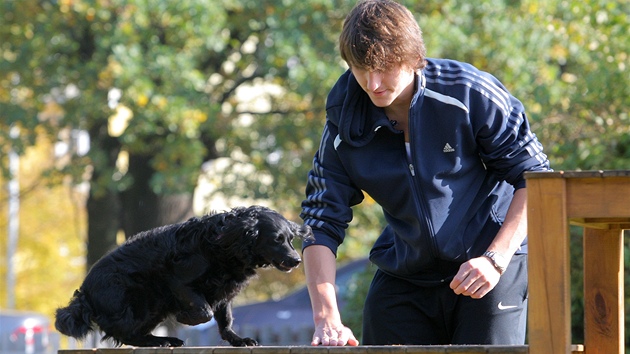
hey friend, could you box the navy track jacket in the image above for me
[300,58,551,285]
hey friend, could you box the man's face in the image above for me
[350,65,416,108]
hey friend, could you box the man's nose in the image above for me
[367,72,382,91]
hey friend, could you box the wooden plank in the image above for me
[525,170,630,179]
[52,346,538,354]
[173,348,217,354]
[288,347,330,354]
[569,219,630,229]
[485,346,528,353]
[566,177,630,218]
[212,347,252,354]
[53,344,584,354]
[526,177,572,354]
[523,171,566,179]
[85,349,131,354]
[250,346,292,354]
[144,348,183,354]
[328,346,368,353]
[560,170,630,178]
[403,346,447,353]
[583,228,624,354]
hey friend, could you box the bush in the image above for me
[340,262,377,343]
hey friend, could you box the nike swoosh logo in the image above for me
[498,302,518,310]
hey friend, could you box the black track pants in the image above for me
[362,254,528,345]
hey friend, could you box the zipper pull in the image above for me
[409,164,415,176]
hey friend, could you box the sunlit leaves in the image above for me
[415,0,629,171]
[1,0,628,319]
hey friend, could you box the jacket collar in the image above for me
[328,70,425,148]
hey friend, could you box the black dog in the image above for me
[55,205,313,347]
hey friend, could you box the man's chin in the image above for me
[368,95,394,107]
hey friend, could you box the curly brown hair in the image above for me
[339,0,427,72]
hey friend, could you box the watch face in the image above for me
[484,251,508,273]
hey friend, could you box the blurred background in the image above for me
[0,0,628,351]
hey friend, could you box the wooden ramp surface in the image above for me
[59,344,585,354]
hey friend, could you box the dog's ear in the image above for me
[294,223,315,242]
[174,216,216,248]
[216,207,260,246]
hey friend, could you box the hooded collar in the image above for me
[329,70,426,148]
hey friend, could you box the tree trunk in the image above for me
[86,189,120,269]
[85,121,121,270]
[120,154,194,239]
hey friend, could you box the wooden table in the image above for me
[525,170,630,354]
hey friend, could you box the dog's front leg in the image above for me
[169,282,213,326]
[169,254,214,326]
[215,302,258,346]
[173,288,213,326]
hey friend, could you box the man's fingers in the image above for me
[348,337,360,346]
[450,257,501,298]
[324,330,341,346]
[342,331,360,346]
[312,326,358,346]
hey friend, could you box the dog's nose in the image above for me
[285,256,302,268]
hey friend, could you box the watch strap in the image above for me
[483,251,507,275]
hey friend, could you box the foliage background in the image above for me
[1,0,628,348]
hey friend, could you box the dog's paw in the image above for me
[243,337,258,346]
[162,337,185,347]
[229,337,258,347]
[151,336,185,347]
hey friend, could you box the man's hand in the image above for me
[449,256,501,299]
[311,320,359,346]
[304,245,359,346]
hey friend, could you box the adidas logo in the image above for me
[443,143,455,153]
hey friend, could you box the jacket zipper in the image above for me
[406,112,439,259]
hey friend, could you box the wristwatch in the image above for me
[483,251,508,275]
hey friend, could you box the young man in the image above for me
[300,0,551,347]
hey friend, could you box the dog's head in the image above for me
[217,206,314,272]
[251,208,314,272]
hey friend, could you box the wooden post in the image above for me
[583,227,624,354]
[526,176,572,353]
[526,170,630,354]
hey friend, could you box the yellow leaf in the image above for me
[137,94,148,107]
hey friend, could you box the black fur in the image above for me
[55,205,313,347]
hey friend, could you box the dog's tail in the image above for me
[55,289,95,339]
